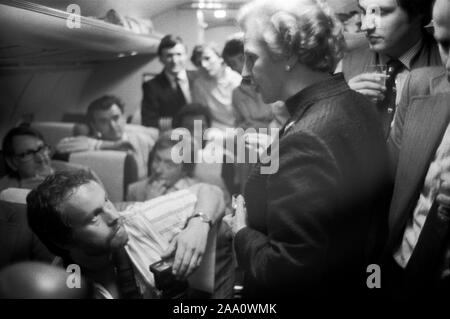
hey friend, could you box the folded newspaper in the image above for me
[120,188,216,296]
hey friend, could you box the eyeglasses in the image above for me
[14,144,51,162]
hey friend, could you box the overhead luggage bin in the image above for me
[0,0,163,67]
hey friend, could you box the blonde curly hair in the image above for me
[237,0,346,73]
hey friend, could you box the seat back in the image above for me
[30,122,75,149]
[69,151,138,202]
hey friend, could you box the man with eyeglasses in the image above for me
[0,126,100,192]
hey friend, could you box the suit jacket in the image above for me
[388,67,450,171]
[234,74,390,298]
[387,68,450,253]
[0,200,54,269]
[141,70,197,128]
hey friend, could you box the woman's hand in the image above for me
[244,132,273,155]
[224,194,248,237]
[161,218,209,279]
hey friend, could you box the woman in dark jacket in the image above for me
[227,0,390,298]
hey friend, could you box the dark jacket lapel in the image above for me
[157,71,186,107]
[389,94,450,247]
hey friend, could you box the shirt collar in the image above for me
[284,73,349,117]
[379,37,423,70]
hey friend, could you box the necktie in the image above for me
[112,247,142,299]
[175,76,192,104]
[379,59,403,137]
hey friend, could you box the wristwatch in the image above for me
[186,212,212,228]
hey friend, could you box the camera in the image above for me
[149,259,189,299]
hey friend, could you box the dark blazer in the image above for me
[387,68,450,254]
[0,200,54,270]
[234,74,390,298]
[141,70,197,127]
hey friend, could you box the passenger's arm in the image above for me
[163,183,225,278]
[56,136,135,153]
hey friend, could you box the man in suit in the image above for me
[340,0,441,136]
[384,0,450,297]
[141,35,197,129]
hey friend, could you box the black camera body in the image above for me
[149,259,189,299]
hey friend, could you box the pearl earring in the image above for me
[285,65,291,72]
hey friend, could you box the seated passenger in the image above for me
[176,103,236,197]
[0,126,100,192]
[56,95,157,179]
[126,131,197,202]
[27,170,225,299]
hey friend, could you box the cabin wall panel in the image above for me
[78,55,158,121]
[0,68,91,141]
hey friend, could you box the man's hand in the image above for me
[161,218,209,279]
[146,179,168,199]
[56,136,100,153]
[348,73,387,103]
[159,183,226,279]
